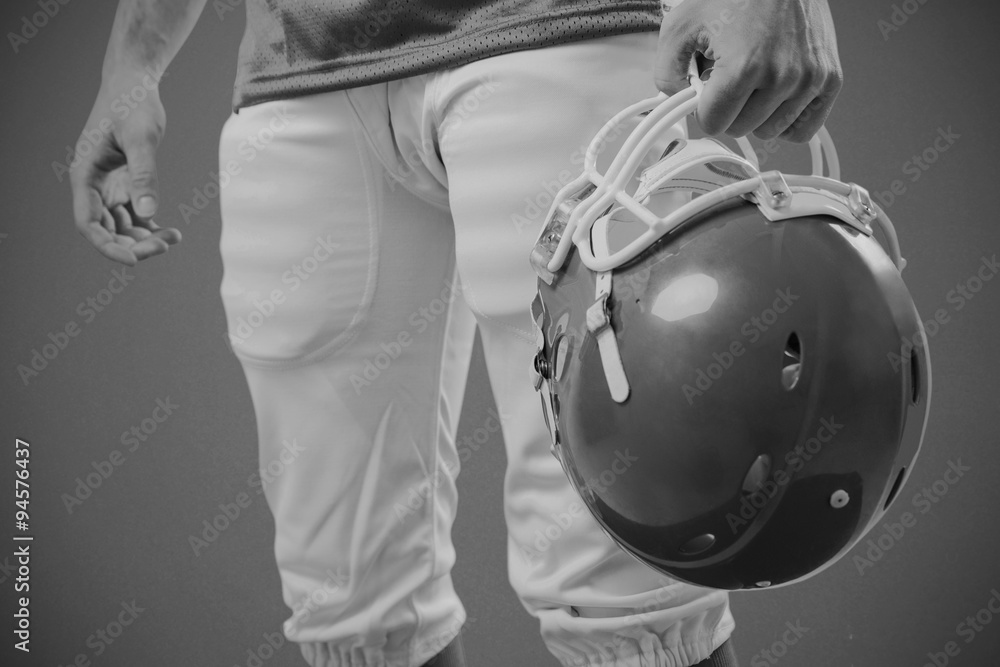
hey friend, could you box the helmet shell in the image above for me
[536,197,930,590]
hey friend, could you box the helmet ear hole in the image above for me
[909,347,921,405]
[884,467,907,510]
[781,332,802,391]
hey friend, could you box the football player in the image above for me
[68,1,844,666]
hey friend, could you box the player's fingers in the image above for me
[96,201,116,235]
[696,58,759,137]
[110,205,171,259]
[132,215,182,245]
[654,37,699,95]
[151,228,182,246]
[753,93,819,142]
[111,204,149,243]
[69,180,135,265]
[128,235,172,261]
[777,76,842,144]
[71,169,104,232]
[721,61,810,138]
[87,223,140,265]
[122,128,160,220]
[722,89,786,139]
[653,4,710,96]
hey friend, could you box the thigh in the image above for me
[437,32,733,666]
[219,96,378,366]
[218,91,475,661]
[438,32,683,344]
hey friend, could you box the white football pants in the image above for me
[218,31,733,667]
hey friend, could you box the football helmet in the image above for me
[529,63,931,590]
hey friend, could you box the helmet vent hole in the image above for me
[660,139,683,160]
[781,332,802,391]
[909,348,921,405]
[884,467,906,510]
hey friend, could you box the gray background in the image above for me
[2,0,999,665]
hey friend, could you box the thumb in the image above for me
[654,14,709,95]
[123,132,160,218]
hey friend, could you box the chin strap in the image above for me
[584,136,756,405]
[582,134,906,405]
[588,214,630,403]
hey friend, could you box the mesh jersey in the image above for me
[231,0,670,110]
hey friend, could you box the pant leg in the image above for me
[434,33,735,667]
[218,91,476,667]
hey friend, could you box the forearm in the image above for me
[101,0,208,84]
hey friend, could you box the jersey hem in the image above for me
[232,5,662,111]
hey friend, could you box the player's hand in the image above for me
[654,0,844,144]
[69,72,181,265]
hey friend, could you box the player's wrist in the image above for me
[101,58,165,90]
